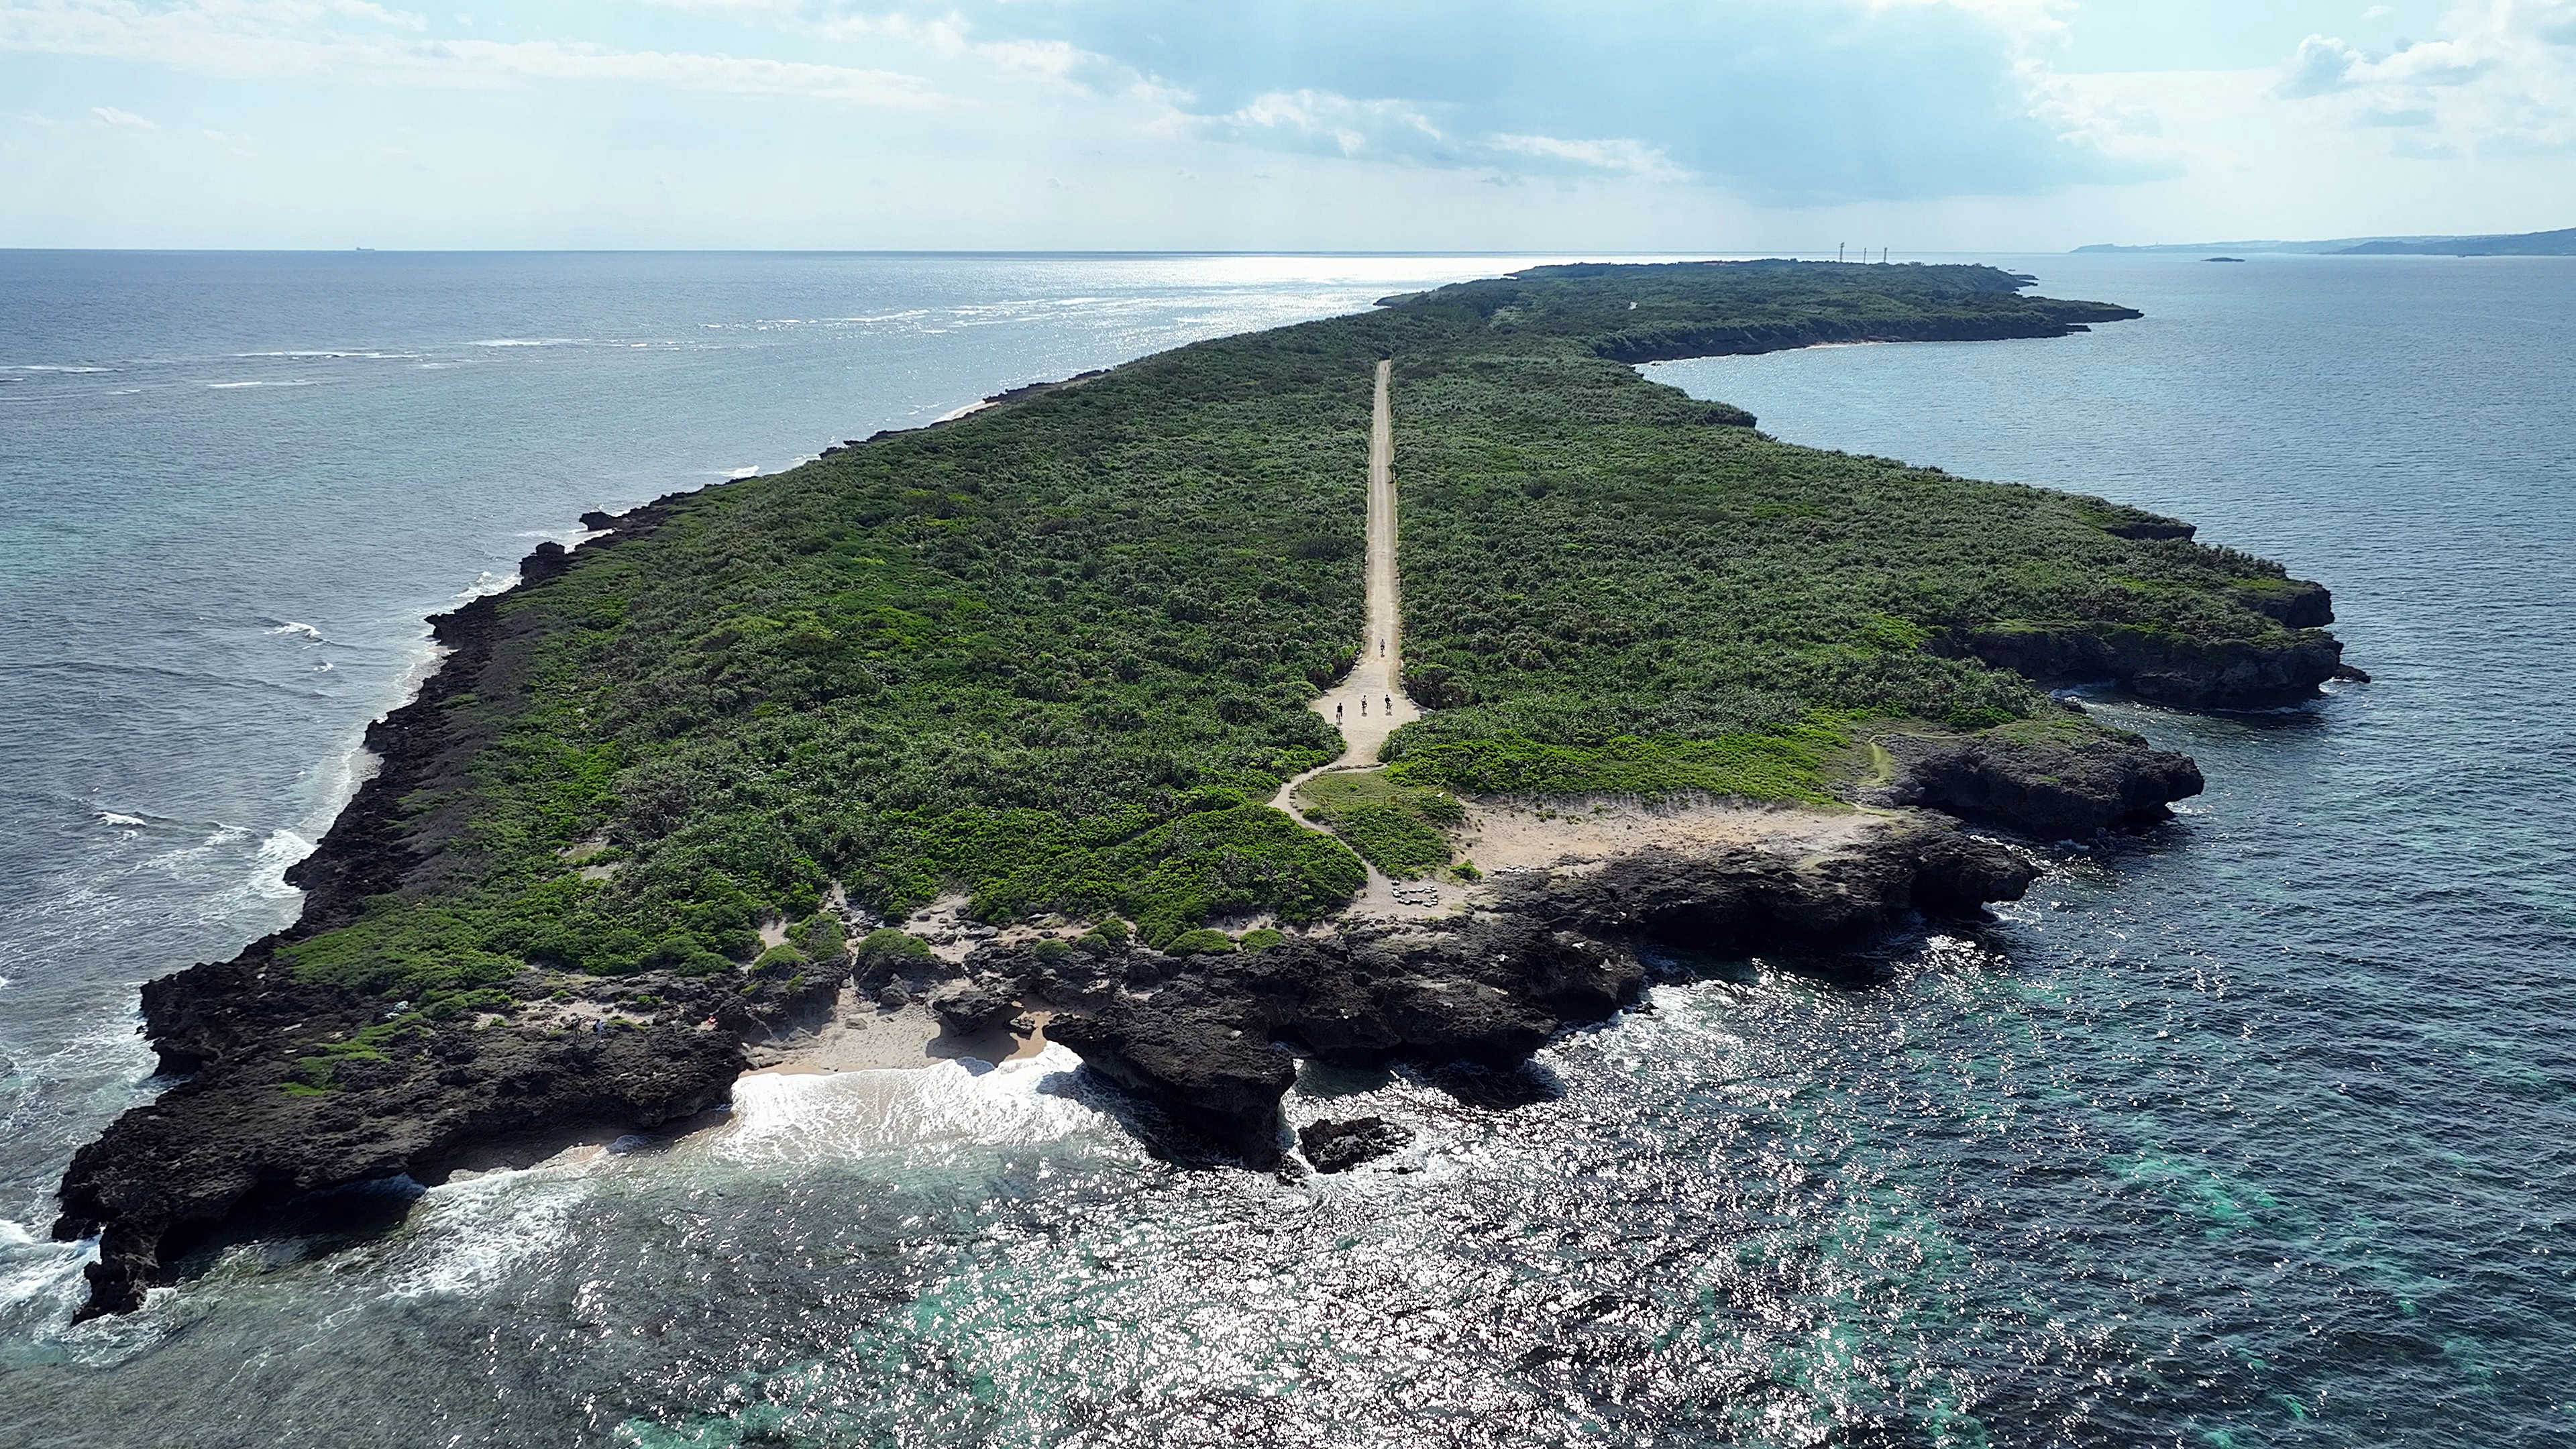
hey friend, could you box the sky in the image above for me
[1,0,2570,250]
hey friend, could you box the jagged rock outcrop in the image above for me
[926,978,1017,1036]
[1941,621,2344,708]
[1299,1118,1409,1173]
[52,951,838,1321]
[1049,999,1295,1160]
[52,806,2051,1305]
[1003,817,2037,1163]
[1872,726,2204,838]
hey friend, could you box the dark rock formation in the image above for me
[1299,1117,1409,1173]
[1049,1001,1295,1161]
[2235,580,2335,629]
[55,808,2038,1313]
[1940,621,2345,708]
[927,978,1016,1036]
[1008,817,2037,1164]
[1873,727,2204,838]
[274,594,505,930]
[53,955,839,1320]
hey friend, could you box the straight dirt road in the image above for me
[1307,357,1418,765]
[1267,360,1439,915]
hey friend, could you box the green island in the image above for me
[283,260,2314,987]
[55,260,2354,1318]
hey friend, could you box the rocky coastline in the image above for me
[48,526,2217,1316]
[1587,299,2147,365]
[46,264,2352,1320]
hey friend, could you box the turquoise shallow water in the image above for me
[1,253,2571,1446]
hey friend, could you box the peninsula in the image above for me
[2078,225,2576,256]
[54,261,2351,1319]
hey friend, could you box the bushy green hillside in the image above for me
[1381,282,2305,797]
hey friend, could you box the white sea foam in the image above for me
[0,1218,98,1334]
[207,379,318,390]
[726,466,759,480]
[0,1240,93,1316]
[270,621,325,642]
[98,812,147,828]
[233,351,424,361]
[716,1045,1105,1167]
[0,364,114,374]
[454,570,517,602]
[379,1171,586,1300]
[249,828,313,897]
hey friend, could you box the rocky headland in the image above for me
[50,260,2348,1320]
[52,586,2197,1314]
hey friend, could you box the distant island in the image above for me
[2079,225,2576,257]
[54,260,2353,1321]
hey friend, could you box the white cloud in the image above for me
[2273,1,2576,152]
[2278,34,2365,97]
[1486,132,1687,181]
[92,104,154,127]
[1213,89,1444,159]
[1191,85,1694,183]
[0,0,933,105]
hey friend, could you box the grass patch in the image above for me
[1295,769,1463,878]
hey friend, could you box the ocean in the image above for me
[1,251,2569,1446]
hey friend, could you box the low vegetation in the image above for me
[1293,769,1464,878]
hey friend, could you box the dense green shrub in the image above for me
[791,910,847,961]
[855,928,935,971]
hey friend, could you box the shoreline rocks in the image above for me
[50,800,2065,1317]
[987,816,2041,1165]
[1300,1117,1410,1173]
[1871,724,2205,839]
[1939,620,2345,710]
[51,955,838,1320]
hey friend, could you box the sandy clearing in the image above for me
[745,985,1054,1076]
[1460,798,1882,875]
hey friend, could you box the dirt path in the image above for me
[1270,360,1434,915]
[1297,359,1418,766]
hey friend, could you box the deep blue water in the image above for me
[1,252,2571,1447]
